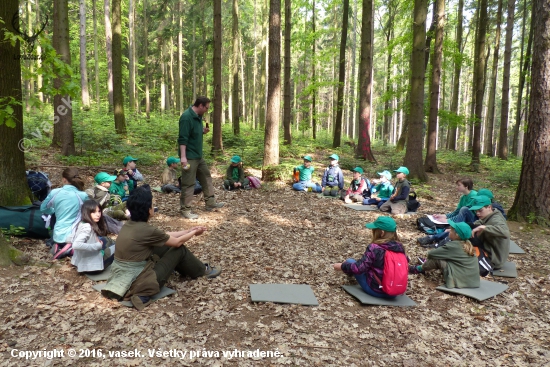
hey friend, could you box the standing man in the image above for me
[178,97,225,219]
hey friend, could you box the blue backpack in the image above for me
[26,171,51,202]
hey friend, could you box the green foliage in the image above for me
[0,97,21,127]
[1,226,26,237]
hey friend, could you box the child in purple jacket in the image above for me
[332,216,408,299]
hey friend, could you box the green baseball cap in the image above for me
[377,170,392,180]
[302,155,313,162]
[365,216,397,232]
[352,167,364,174]
[393,166,409,175]
[329,154,340,161]
[231,155,242,164]
[447,220,472,240]
[123,156,139,165]
[166,156,179,166]
[94,172,117,184]
[469,195,492,211]
[477,188,494,200]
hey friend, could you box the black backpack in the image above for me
[26,171,51,202]
[416,216,448,235]
[407,191,421,212]
[474,243,494,277]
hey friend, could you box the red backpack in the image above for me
[377,250,408,296]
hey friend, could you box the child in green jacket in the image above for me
[224,155,250,190]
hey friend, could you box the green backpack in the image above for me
[0,205,50,239]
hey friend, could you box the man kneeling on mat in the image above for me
[101,185,221,310]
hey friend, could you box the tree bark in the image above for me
[128,0,135,113]
[178,1,184,114]
[311,0,317,140]
[263,0,281,168]
[424,0,444,173]
[104,0,114,111]
[144,0,150,119]
[497,0,515,160]
[348,0,358,139]
[112,0,126,133]
[212,0,223,151]
[508,0,550,225]
[232,0,240,135]
[283,0,292,144]
[403,0,428,181]
[79,0,90,110]
[0,0,32,206]
[447,0,464,151]
[93,0,100,109]
[355,0,376,162]
[333,0,349,148]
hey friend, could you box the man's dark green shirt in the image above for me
[178,106,204,160]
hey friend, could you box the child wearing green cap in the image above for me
[409,220,480,289]
[364,170,394,208]
[162,157,182,194]
[341,167,371,203]
[333,216,409,298]
[123,156,143,192]
[321,154,344,197]
[477,188,507,219]
[379,166,410,214]
[224,155,250,190]
[88,172,117,209]
[292,156,321,192]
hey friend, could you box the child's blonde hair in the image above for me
[371,229,400,244]
[462,240,475,256]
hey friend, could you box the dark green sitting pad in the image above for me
[436,279,508,301]
[341,285,416,307]
[509,241,525,254]
[85,265,112,281]
[92,283,176,307]
[344,203,378,211]
[249,284,319,306]
[317,193,339,199]
[492,262,517,278]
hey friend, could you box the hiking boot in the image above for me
[204,264,222,279]
[408,265,423,275]
[182,210,199,220]
[205,202,225,211]
[417,236,435,248]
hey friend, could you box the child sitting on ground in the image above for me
[409,220,480,289]
[341,167,370,203]
[332,216,408,299]
[71,200,116,273]
[123,156,143,192]
[88,172,129,221]
[292,156,321,192]
[477,188,507,219]
[431,178,478,224]
[364,170,394,208]
[321,154,344,197]
[379,166,410,214]
[109,169,132,202]
[162,157,181,193]
[224,155,250,190]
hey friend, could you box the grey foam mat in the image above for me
[436,279,509,301]
[152,186,163,193]
[342,285,417,307]
[317,193,340,199]
[92,283,176,307]
[249,284,319,306]
[492,261,517,278]
[344,204,378,211]
[85,265,112,281]
[509,240,525,254]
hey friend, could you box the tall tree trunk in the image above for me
[497,0,515,159]
[424,0,444,173]
[104,0,114,112]
[112,0,126,134]
[0,0,31,206]
[403,0,428,181]
[144,0,150,119]
[253,2,258,128]
[232,0,240,135]
[283,0,292,144]
[263,0,281,167]
[448,0,464,150]
[333,0,349,148]
[128,0,135,113]
[79,0,90,110]
[36,0,44,103]
[382,25,393,146]
[512,2,533,156]
[93,0,100,109]
[355,0,376,161]
[178,1,184,114]
[485,0,503,156]
[508,0,550,224]
[193,17,197,102]
[53,0,75,155]
[470,0,488,167]
[311,0,317,140]
[348,0,358,139]
[212,0,223,151]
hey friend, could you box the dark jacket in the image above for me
[178,106,204,160]
[321,165,344,189]
[391,179,410,203]
[226,165,246,186]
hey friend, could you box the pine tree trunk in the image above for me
[508,0,550,224]
[355,0,376,161]
[348,0,358,139]
[497,0,515,160]
[263,0,281,169]
[79,0,90,111]
[178,1,184,114]
[128,0,135,113]
[424,0,444,173]
[333,0,349,148]
[232,0,240,135]
[448,0,464,150]
[144,0,150,119]
[104,0,114,112]
[0,0,32,206]
[311,0,317,140]
[112,0,126,134]
[212,0,223,151]
[93,0,100,109]
[283,0,292,144]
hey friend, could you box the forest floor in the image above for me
[1,151,550,367]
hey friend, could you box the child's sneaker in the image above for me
[204,264,222,278]
[417,236,435,248]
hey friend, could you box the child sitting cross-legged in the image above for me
[363,170,394,208]
[224,155,250,190]
[341,167,370,203]
[409,220,480,289]
[321,154,345,197]
[162,157,182,193]
[292,155,321,192]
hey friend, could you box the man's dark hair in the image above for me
[456,178,474,191]
[127,185,153,222]
[193,96,211,107]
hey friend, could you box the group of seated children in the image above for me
[292,154,412,214]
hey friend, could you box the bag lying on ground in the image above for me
[0,204,50,239]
